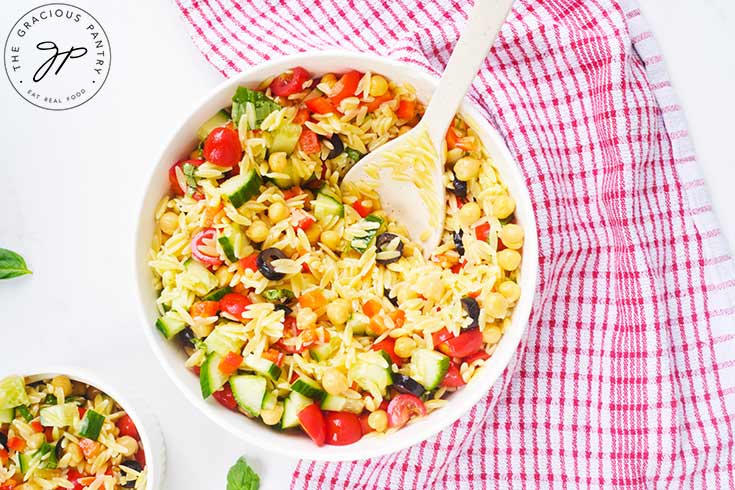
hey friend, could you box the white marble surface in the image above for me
[0,1,732,489]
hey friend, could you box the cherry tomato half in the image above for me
[191,228,223,267]
[219,293,252,320]
[212,384,238,411]
[203,126,242,168]
[359,413,373,435]
[238,253,259,272]
[438,328,483,358]
[298,404,326,446]
[371,338,402,366]
[324,411,363,446]
[431,328,453,347]
[440,362,466,388]
[270,67,310,97]
[464,350,490,365]
[168,159,204,196]
[116,415,139,440]
[387,394,427,429]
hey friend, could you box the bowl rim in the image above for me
[3,367,163,487]
[134,49,538,461]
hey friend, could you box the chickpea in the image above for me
[453,157,481,181]
[483,326,503,345]
[246,220,269,243]
[458,201,482,226]
[394,337,417,358]
[493,195,516,220]
[420,274,444,302]
[369,75,389,97]
[320,229,341,250]
[499,223,524,250]
[66,442,83,466]
[268,202,290,223]
[159,212,179,235]
[498,281,521,302]
[260,404,284,426]
[326,299,351,326]
[368,410,388,432]
[51,375,72,397]
[321,368,348,396]
[268,152,289,173]
[497,249,521,271]
[117,436,139,457]
[485,292,509,319]
[305,223,323,244]
[215,266,234,288]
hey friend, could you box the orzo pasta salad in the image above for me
[149,67,523,446]
[0,375,147,489]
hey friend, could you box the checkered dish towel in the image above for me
[174,0,735,487]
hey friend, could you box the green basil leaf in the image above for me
[227,456,260,490]
[0,248,32,279]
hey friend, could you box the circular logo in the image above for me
[4,3,111,110]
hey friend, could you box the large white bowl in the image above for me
[134,50,537,461]
[4,369,165,488]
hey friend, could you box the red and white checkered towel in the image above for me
[174,0,735,487]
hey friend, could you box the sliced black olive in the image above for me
[453,230,465,256]
[450,177,467,199]
[175,327,196,347]
[55,439,64,461]
[391,373,426,397]
[375,233,404,265]
[0,432,7,449]
[327,133,344,159]
[383,288,399,307]
[460,296,480,331]
[121,460,143,487]
[274,303,293,316]
[257,247,287,280]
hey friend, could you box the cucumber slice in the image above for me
[350,215,384,253]
[313,187,344,221]
[281,391,312,429]
[0,408,13,423]
[19,452,33,474]
[409,348,450,391]
[242,354,282,380]
[78,409,105,440]
[218,236,238,262]
[200,352,228,399]
[39,403,77,428]
[197,109,230,141]
[230,375,267,417]
[222,169,262,208]
[290,376,327,402]
[181,259,218,297]
[155,312,186,340]
[202,286,232,301]
[262,391,278,411]
[204,326,245,357]
[351,351,392,395]
[309,337,340,362]
[346,313,369,336]
[270,123,302,155]
[320,394,364,414]
[0,375,29,409]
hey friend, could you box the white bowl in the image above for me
[134,50,537,461]
[5,368,165,488]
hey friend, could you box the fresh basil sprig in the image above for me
[0,248,32,279]
[227,456,260,490]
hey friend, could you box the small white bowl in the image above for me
[6,369,165,488]
[134,50,538,461]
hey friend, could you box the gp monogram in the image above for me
[4,3,110,110]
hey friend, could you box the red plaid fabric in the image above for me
[174,0,735,487]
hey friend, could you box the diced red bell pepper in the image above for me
[299,128,321,154]
[219,352,244,376]
[305,96,337,115]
